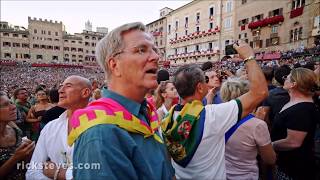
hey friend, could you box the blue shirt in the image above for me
[202,91,223,105]
[73,89,174,180]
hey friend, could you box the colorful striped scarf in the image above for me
[161,100,205,167]
[68,98,162,146]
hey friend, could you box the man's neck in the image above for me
[108,80,147,103]
[66,103,88,134]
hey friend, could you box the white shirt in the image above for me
[172,100,239,180]
[26,111,74,180]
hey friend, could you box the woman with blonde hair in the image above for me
[155,81,179,120]
[220,78,276,180]
[271,67,319,180]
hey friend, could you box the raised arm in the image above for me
[234,42,268,119]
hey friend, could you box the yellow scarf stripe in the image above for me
[68,109,160,146]
[161,100,203,134]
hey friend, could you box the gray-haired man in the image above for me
[69,22,174,179]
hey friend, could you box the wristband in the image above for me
[244,56,255,64]
[53,166,60,180]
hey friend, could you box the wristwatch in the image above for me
[244,56,255,64]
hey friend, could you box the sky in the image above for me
[1,0,191,34]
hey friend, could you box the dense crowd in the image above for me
[0,64,104,97]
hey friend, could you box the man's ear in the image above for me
[82,88,92,99]
[107,57,121,77]
[196,82,204,94]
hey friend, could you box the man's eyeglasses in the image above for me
[113,45,160,57]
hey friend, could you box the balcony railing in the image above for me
[248,15,284,29]
[290,6,304,19]
[169,26,220,45]
[167,49,220,60]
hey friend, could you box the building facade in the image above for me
[146,0,319,65]
[0,17,107,64]
[146,8,171,67]
[234,0,320,55]
[0,22,30,61]
[165,0,226,65]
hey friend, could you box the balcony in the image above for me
[169,27,220,45]
[290,7,304,19]
[248,15,284,29]
[152,31,162,37]
[167,49,219,60]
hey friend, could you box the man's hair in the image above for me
[274,65,291,86]
[13,87,27,99]
[95,22,146,82]
[49,89,59,103]
[201,61,213,71]
[173,64,205,99]
[262,66,274,82]
[157,69,169,84]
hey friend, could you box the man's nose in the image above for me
[149,49,160,62]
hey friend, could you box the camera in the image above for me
[225,44,237,55]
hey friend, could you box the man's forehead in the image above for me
[63,77,79,85]
[123,30,153,46]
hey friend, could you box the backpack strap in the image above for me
[225,114,254,143]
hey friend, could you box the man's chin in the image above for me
[145,82,158,90]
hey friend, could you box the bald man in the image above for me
[26,75,92,180]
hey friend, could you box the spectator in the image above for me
[201,61,223,105]
[155,80,178,120]
[261,65,291,127]
[26,89,53,141]
[220,78,276,180]
[272,68,319,180]
[26,75,92,180]
[161,41,268,179]
[70,22,174,179]
[40,89,66,130]
[13,87,32,137]
[262,66,276,90]
[0,91,35,179]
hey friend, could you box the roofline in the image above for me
[146,17,166,26]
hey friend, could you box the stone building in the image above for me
[234,0,320,58]
[146,7,170,67]
[28,17,64,62]
[0,17,107,64]
[145,0,319,65]
[164,0,233,65]
[0,22,30,61]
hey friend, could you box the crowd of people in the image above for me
[0,64,104,96]
[0,21,319,180]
